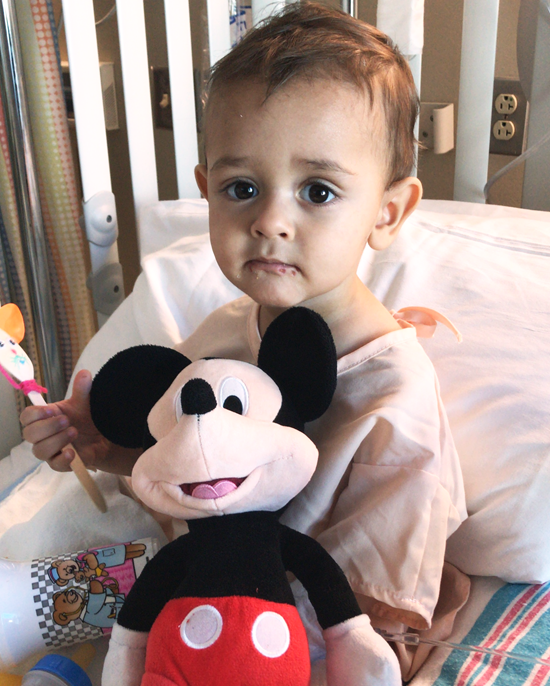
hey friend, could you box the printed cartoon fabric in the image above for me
[34,542,148,650]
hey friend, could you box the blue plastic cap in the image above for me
[29,655,92,686]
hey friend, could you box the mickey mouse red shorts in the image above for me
[142,595,311,686]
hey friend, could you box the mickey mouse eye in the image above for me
[219,377,249,415]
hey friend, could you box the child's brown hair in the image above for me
[206,1,419,187]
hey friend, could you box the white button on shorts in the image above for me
[180,604,223,649]
[251,611,290,658]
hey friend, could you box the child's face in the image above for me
[196,79,401,314]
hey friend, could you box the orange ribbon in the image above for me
[390,307,463,342]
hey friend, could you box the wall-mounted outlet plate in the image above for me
[490,78,528,156]
[61,62,119,130]
[153,67,173,130]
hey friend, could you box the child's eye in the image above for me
[300,183,336,204]
[226,181,258,200]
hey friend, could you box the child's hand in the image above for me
[20,369,140,475]
[20,369,104,471]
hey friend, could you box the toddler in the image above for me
[21,3,468,681]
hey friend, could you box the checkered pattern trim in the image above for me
[31,551,103,649]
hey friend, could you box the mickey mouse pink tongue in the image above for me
[181,477,246,500]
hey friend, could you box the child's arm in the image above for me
[20,369,141,476]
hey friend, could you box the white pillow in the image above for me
[87,199,550,583]
[363,200,550,583]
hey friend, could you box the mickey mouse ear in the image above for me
[90,345,192,448]
[0,304,25,343]
[258,307,337,424]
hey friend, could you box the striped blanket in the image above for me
[414,580,550,686]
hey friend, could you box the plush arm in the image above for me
[102,535,192,685]
[102,624,148,686]
[280,526,401,686]
[280,525,361,629]
[117,535,191,632]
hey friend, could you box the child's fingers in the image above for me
[71,369,92,404]
[21,412,71,444]
[26,423,77,467]
[46,447,76,473]
[19,403,61,428]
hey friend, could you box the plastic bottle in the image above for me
[21,655,91,686]
[0,537,159,669]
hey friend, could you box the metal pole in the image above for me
[0,0,65,401]
[341,0,357,18]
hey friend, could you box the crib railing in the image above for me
[62,0,505,268]
[0,0,510,351]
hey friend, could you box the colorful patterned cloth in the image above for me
[435,583,550,686]
[0,0,95,400]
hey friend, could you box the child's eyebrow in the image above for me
[208,156,356,176]
[300,159,356,176]
[210,156,250,172]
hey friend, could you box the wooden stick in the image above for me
[29,392,107,513]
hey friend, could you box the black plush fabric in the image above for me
[258,308,337,424]
[117,511,361,634]
[180,378,217,415]
[89,345,191,448]
[91,309,358,646]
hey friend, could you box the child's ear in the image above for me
[369,176,423,251]
[194,164,209,200]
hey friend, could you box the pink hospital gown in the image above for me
[177,296,467,633]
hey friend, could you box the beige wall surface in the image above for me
[55,0,526,292]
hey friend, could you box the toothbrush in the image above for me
[0,303,107,513]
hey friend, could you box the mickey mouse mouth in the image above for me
[179,477,246,500]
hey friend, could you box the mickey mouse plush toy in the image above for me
[90,307,400,686]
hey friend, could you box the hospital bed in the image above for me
[0,1,550,684]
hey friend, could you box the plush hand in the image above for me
[101,623,148,686]
[323,615,401,686]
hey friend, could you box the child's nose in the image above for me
[250,198,295,240]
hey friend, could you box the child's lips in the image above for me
[247,259,299,276]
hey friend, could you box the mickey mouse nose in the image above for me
[180,378,217,416]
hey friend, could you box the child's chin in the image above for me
[244,282,305,309]
[255,293,304,310]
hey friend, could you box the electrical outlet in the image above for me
[153,67,172,130]
[490,78,528,156]
[493,120,516,140]
[495,93,517,115]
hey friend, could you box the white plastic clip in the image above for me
[86,263,124,316]
[83,190,118,247]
